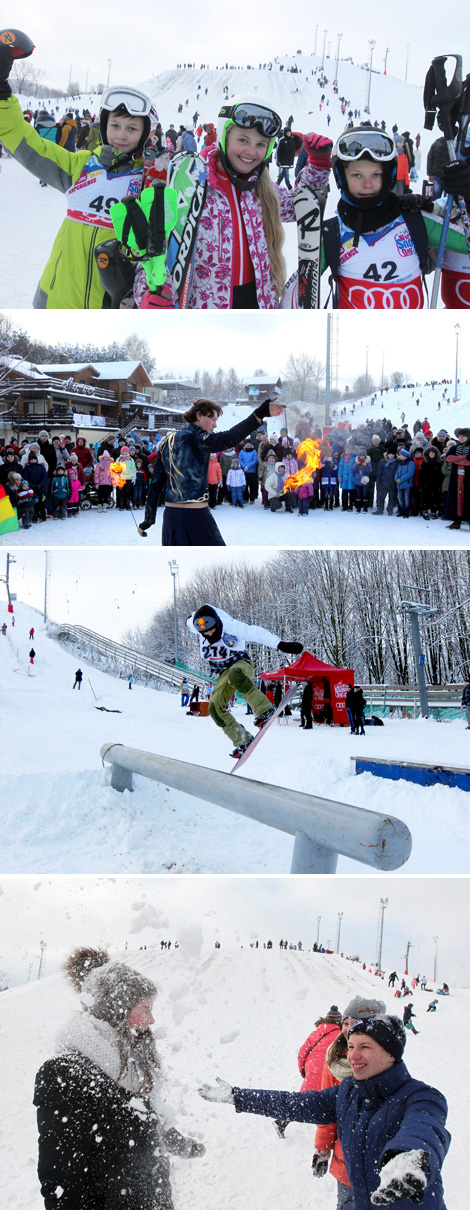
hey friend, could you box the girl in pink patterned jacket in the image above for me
[137,95,332,310]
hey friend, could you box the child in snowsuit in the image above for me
[226,458,246,507]
[0,38,157,308]
[352,451,372,513]
[67,468,83,516]
[418,447,443,519]
[93,451,114,510]
[51,467,72,519]
[207,453,223,508]
[321,456,338,509]
[321,126,469,309]
[395,450,415,518]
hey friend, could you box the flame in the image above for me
[110,461,126,488]
[284,438,322,491]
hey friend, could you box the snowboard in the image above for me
[231,683,298,773]
[166,152,207,308]
[292,184,328,308]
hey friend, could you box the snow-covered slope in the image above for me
[2,602,469,875]
[0,943,465,1209]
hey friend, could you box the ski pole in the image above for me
[424,54,470,308]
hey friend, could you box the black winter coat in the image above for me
[35,1052,193,1210]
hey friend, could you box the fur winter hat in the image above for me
[348,1014,406,1060]
[64,947,157,1026]
[342,995,386,1022]
[455,429,470,440]
[424,446,442,462]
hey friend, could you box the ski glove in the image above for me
[303,132,333,171]
[311,1150,331,1178]
[441,160,470,199]
[254,396,278,421]
[140,283,175,308]
[198,1078,235,1104]
[0,44,13,97]
[400,193,434,214]
[277,641,303,655]
[371,1150,429,1205]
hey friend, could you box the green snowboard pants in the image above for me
[209,660,273,746]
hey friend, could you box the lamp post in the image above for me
[454,323,460,402]
[376,897,388,970]
[433,936,439,983]
[68,64,73,93]
[168,560,179,664]
[384,47,389,75]
[107,59,112,88]
[381,350,385,392]
[321,30,328,72]
[367,40,376,113]
[335,33,343,83]
[316,915,321,945]
[336,911,344,953]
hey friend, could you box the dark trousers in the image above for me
[162,506,226,546]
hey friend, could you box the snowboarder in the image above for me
[186,604,302,758]
[199,1015,450,1209]
[403,1003,419,1035]
[0,37,157,308]
[138,395,283,546]
[73,669,83,690]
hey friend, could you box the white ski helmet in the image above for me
[99,85,159,152]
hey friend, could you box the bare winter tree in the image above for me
[283,352,325,402]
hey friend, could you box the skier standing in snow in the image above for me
[34,947,205,1210]
[134,95,332,309]
[138,395,283,545]
[73,668,83,690]
[186,604,303,758]
[199,1015,450,1208]
[319,127,470,309]
[0,34,158,308]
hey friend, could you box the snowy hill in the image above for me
[3,57,438,308]
[2,602,470,876]
[0,943,466,1209]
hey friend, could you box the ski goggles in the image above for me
[219,102,282,139]
[100,86,155,117]
[334,130,396,162]
[194,614,217,632]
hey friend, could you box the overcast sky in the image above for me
[5,309,470,393]
[1,875,468,987]
[1,549,273,640]
[11,0,470,91]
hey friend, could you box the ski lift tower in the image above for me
[400,584,438,719]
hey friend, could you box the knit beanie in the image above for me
[342,995,386,1022]
[348,1014,406,1060]
[64,946,157,1026]
[325,1004,342,1023]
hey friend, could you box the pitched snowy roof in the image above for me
[0,356,49,379]
[38,361,146,379]
[38,362,100,373]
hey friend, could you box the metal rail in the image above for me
[100,742,412,875]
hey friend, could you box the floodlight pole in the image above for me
[376,896,388,970]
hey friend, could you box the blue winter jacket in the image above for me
[24,463,48,495]
[338,453,357,490]
[395,453,415,490]
[233,1061,450,1210]
[238,448,259,474]
[376,457,398,489]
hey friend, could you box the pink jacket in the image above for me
[135,146,329,309]
[297,1022,342,1091]
[93,453,113,486]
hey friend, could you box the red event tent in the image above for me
[262,651,354,725]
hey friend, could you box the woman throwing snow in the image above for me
[34,947,205,1210]
[199,1015,450,1208]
